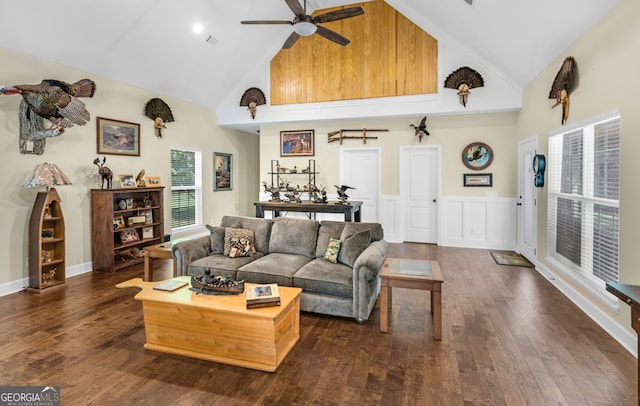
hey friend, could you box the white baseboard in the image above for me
[0,261,93,297]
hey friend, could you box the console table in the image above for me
[606,282,640,405]
[254,200,362,222]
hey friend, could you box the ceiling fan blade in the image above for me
[285,0,305,16]
[241,20,293,25]
[315,25,350,46]
[313,6,364,24]
[282,32,301,49]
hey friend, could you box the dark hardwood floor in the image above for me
[0,243,635,405]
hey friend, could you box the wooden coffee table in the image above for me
[379,258,443,340]
[116,277,302,372]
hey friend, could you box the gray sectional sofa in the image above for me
[172,215,388,322]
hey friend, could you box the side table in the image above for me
[380,258,444,340]
[144,238,187,282]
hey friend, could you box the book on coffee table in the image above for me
[153,279,188,292]
[247,283,281,308]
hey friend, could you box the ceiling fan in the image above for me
[241,0,365,49]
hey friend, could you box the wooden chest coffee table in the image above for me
[116,277,302,372]
[379,258,443,340]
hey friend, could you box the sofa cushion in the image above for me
[324,238,341,263]
[315,221,346,258]
[188,252,265,280]
[338,224,371,267]
[237,253,311,286]
[268,218,319,258]
[294,259,353,298]
[220,216,272,253]
[205,225,225,255]
[224,228,256,258]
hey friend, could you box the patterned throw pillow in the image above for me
[324,238,341,263]
[224,228,256,258]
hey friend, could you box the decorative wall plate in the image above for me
[462,142,493,170]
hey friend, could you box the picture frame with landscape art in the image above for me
[280,130,314,157]
[96,117,140,156]
[214,152,232,191]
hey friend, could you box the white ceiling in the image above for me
[0,0,619,118]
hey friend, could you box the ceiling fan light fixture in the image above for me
[294,21,317,36]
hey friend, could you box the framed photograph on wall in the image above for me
[463,173,493,187]
[96,117,140,156]
[214,152,232,191]
[280,130,314,157]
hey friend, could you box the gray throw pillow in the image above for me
[205,225,225,254]
[338,224,371,267]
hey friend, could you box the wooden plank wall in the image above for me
[270,0,438,105]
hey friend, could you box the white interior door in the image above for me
[517,137,537,261]
[401,146,439,243]
[340,148,380,222]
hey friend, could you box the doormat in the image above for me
[490,251,534,268]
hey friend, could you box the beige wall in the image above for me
[516,0,638,329]
[259,112,519,198]
[0,47,260,285]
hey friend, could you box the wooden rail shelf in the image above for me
[328,129,388,145]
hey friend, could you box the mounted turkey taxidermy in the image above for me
[144,98,174,138]
[444,67,484,107]
[549,56,576,125]
[239,87,266,119]
[0,78,96,154]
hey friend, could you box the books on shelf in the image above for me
[246,283,281,309]
[153,279,188,292]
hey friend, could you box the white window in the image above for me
[170,146,202,235]
[547,111,620,307]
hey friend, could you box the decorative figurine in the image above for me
[93,157,113,189]
[335,185,355,205]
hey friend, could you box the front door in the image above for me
[517,137,537,261]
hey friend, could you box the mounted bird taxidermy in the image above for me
[239,87,266,120]
[549,56,577,125]
[241,0,364,49]
[144,98,174,138]
[0,79,96,154]
[444,67,484,107]
[410,116,430,142]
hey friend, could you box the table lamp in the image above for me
[25,162,72,190]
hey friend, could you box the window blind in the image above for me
[548,114,620,285]
[170,147,201,231]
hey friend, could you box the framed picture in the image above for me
[214,152,233,191]
[142,226,154,239]
[120,229,139,243]
[462,142,493,170]
[145,176,161,186]
[113,215,125,230]
[280,130,314,157]
[96,117,140,157]
[119,174,136,188]
[463,173,493,187]
[142,209,153,224]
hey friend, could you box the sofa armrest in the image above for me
[352,240,389,322]
[353,240,389,280]
[172,236,211,276]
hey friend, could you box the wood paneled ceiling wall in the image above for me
[270,0,438,105]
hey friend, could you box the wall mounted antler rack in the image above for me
[327,129,388,145]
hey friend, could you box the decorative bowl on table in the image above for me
[190,274,245,295]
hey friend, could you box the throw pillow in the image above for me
[337,224,371,267]
[324,238,341,263]
[224,228,256,258]
[205,224,225,254]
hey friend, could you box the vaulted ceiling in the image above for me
[0,0,619,130]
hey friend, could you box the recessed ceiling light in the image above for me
[193,23,204,34]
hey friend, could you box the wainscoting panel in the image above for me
[440,196,516,250]
[380,196,401,243]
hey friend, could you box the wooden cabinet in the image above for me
[91,187,164,272]
[29,188,66,291]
